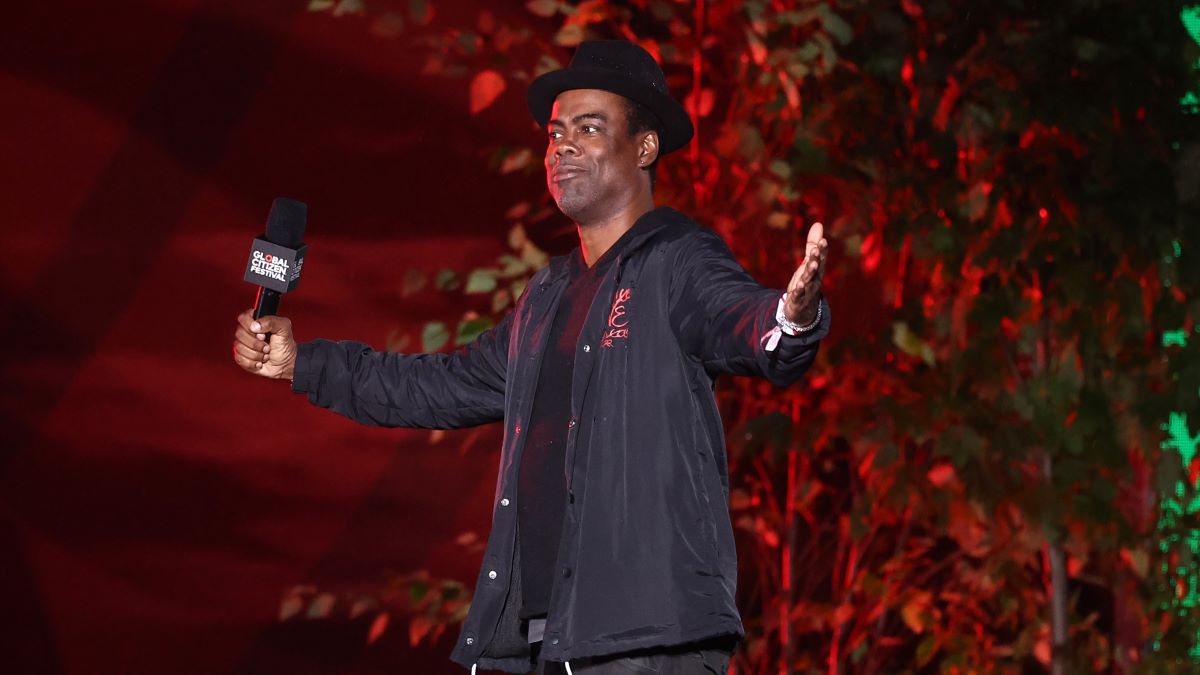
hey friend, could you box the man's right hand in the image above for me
[233,309,298,381]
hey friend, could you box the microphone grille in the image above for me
[265,198,307,248]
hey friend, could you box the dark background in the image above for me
[0,1,559,672]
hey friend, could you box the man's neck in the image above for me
[576,194,655,267]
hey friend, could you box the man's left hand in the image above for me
[783,222,829,326]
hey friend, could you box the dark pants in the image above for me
[533,638,735,675]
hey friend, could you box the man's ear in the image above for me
[637,131,660,167]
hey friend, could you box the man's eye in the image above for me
[582,125,598,133]
[548,131,562,140]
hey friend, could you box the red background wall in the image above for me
[0,1,560,672]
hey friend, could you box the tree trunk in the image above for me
[1043,453,1069,675]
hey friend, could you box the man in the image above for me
[233,41,829,675]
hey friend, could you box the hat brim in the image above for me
[527,66,695,155]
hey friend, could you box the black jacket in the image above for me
[291,207,830,672]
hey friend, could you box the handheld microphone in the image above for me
[244,198,308,320]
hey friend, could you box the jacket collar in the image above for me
[543,206,688,282]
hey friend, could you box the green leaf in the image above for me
[279,594,303,621]
[369,12,405,38]
[497,254,528,277]
[307,592,335,619]
[959,181,991,222]
[333,0,363,17]
[465,269,498,294]
[737,126,765,161]
[915,634,939,667]
[850,641,868,663]
[767,212,790,229]
[408,578,429,603]
[491,289,512,313]
[534,54,563,78]
[408,0,433,25]
[456,317,494,345]
[892,322,935,366]
[435,269,460,291]
[499,147,533,174]
[401,268,426,298]
[423,322,450,352]
[520,241,549,269]
[941,426,985,466]
[457,31,481,56]
[554,23,584,47]
[795,41,821,63]
[818,5,854,45]
[526,0,558,18]
[778,8,820,27]
[791,135,829,173]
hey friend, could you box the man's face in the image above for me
[544,89,645,223]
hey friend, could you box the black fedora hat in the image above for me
[528,40,694,155]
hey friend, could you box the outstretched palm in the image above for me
[783,222,829,325]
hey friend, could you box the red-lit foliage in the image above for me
[298,1,1200,671]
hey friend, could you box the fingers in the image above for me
[804,241,827,283]
[786,257,807,296]
[798,222,827,261]
[797,223,828,285]
[234,340,267,363]
[236,310,262,338]
[807,221,824,246]
[233,324,263,351]
[781,222,830,318]
[252,315,291,338]
[234,309,275,373]
[232,343,266,372]
[792,253,822,288]
[234,309,268,348]
[789,247,827,303]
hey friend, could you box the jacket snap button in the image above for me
[551,638,559,645]
[582,344,591,352]
[466,637,474,645]
[500,498,510,507]
[488,570,498,579]
[568,419,576,428]
[561,567,572,578]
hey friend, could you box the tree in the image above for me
[296,1,1200,671]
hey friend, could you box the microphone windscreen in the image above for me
[265,198,307,248]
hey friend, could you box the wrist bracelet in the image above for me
[777,293,822,335]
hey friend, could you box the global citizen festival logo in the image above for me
[250,250,290,283]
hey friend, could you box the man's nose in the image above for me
[554,139,580,157]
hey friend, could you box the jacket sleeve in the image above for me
[669,228,830,387]
[290,310,511,429]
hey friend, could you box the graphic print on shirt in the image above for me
[603,287,632,347]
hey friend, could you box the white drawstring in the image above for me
[762,325,782,352]
[564,662,574,675]
[470,665,476,675]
